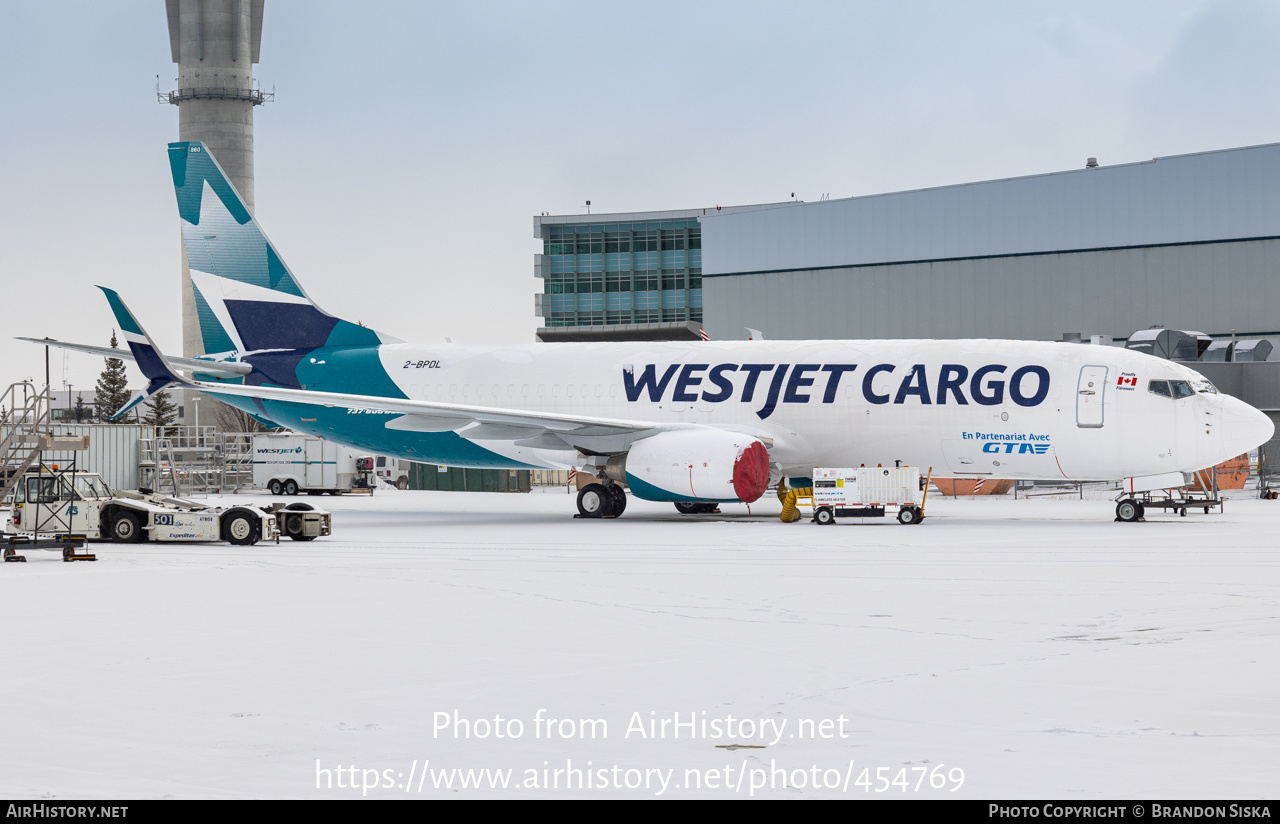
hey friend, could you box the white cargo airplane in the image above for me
[27,142,1274,520]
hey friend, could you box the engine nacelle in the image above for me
[621,430,770,503]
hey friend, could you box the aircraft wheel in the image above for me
[604,485,627,517]
[284,480,299,496]
[1115,499,1141,522]
[814,506,835,525]
[224,512,258,546]
[110,511,143,543]
[897,506,920,525]
[396,476,409,490]
[269,480,283,496]
[577,483,608,518]
[674,502,700,515]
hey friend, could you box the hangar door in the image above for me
[1076,365,1108,428]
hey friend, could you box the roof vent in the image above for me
[1085,157,1098,169]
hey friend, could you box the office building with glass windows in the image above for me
[533,205,788,342]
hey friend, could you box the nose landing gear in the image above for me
[1115,499,1145,522]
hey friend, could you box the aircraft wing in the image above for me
[88,287,692,453]
[16,336,252,378]
[189,379,677,452]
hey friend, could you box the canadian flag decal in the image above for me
[1117,373,1138,388]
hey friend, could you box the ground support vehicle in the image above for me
[809,467,925,525]
[8,469,287,546]
[1112,470,1223,521]
[253,434,377,496]
[374,456,410,490]
[264,502,333,541]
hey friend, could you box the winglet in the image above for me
[98,287,192,400]
[107,391,152,422]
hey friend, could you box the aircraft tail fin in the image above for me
[169,141,394,353]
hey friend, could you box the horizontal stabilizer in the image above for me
[15,337,251,378]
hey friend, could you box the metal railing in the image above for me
[138,426,258,496]
[0,382,53,503]
[160,87,273,105]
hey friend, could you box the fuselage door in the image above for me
[1076,365,1108,428]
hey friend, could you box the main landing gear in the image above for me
[576,483,627,518]
[674,502,720,515]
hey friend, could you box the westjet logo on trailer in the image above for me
[622,363,1051,419]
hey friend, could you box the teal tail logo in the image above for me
[169,141,395,354]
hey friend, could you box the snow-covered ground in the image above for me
[1,488,1276,799]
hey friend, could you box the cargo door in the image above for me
[1076,365,1108,428]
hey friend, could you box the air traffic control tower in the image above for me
[163,0,268,357]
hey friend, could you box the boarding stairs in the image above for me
[0,383,55,503]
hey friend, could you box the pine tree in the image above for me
[142,389,179,435]
[95,330,133,422]
[210,402,269,434]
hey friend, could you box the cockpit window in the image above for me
[1191,379,1218,394]
[1149,379,1197,399]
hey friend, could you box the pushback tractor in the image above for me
[7,466,331,548]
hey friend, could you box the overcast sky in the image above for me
[3,0,1280,393]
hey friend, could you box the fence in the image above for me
[407,463,531,492]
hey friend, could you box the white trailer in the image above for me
[252,433,376,496]
[810,466,925,525]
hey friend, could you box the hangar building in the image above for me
[698,143,1280,344]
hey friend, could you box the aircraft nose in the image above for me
[1219,396,1274,459]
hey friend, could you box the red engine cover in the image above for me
[732,440,771,503]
